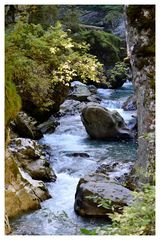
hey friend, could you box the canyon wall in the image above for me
[125,5,155,186]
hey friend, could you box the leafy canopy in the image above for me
[5,19,105,113]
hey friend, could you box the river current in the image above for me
[10,81,137,235]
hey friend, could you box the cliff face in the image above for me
[125,5,155,186]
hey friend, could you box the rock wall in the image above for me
[5,150,41,224]
[125,5,155,186]
[5,133,55,234]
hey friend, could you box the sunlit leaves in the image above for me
[6,20,105,114]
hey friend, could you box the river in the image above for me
[10,81,137,235]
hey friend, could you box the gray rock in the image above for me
[68,81,91,101]
[14,111,43,140]
[74,173,133,217]
[37,116,59,134]
[5,150,41,218]
[87,85,97,94]
[87,94,101,103]
[60,99,86,116]
[81,103,133,139]
[9,138,57,182]
[125,5,155,186]
[71,81,86,87]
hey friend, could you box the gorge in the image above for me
[5,5,155,235]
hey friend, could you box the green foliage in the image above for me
[5,79,21,127]
[73,29,121,66]
[5,35,22,127]
[81,228,97,235]
[107,61,128,88]
[28,5,59,28]
[106,185,155,235]
[104,10,123,28]
[5,19,105,117]
[78,5,123,13]
[81,184,155,235]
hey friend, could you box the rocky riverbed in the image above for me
[8,81,137,235]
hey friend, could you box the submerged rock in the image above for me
[9,138,57,182]
[74,172,133,217]
[14,111,43,140]
[66,152,90,158]
[81,103,133,140]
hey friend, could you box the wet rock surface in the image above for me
[74,165,133,217]
[68,81,91,101]
[5,150,41,219]
[81,103,133,139]
[9,138,57,182]
[59,99,86,116]
[9,81,137,235]
[37,116,59,134]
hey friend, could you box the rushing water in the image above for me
[10,81,137,235]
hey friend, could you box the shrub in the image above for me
[73,29,121,66]
[81,184,155,235]
[5,79,21,127]
[5,20,105,119]
[106,61,128,88]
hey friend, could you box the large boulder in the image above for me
[81,103,133,139]
[9,138,57,182]
[68,81,91,101]
[5,150,51,219]
[14,111,43,140]
[5,150,41,219]
[74,172,133,217]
